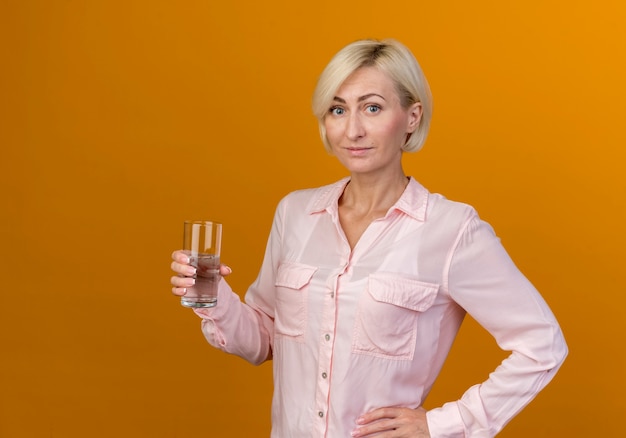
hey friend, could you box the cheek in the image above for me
[324,121,341,144]
[383,117,411,143]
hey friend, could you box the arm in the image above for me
[172,199,287,366]
[427,214,568,437]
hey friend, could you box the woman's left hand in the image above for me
[351,406,430,437]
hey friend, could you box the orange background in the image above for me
[1,1,624,436]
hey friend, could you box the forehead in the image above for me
[335,67,398,98]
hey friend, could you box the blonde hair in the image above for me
[312,39,433,153]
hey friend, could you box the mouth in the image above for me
[346,147,373,152]
[345,146,373,157]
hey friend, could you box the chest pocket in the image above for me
[274,262,317,341]
[352,273,439,360]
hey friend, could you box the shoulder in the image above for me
[426,192,478,227]
[426,193,500,251]
[277,178,348,213]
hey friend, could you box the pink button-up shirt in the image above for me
[194,177,567,437]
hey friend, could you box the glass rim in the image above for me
[184,220,222,225]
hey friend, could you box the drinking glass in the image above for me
[181,220,222,308]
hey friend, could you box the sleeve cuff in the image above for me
[191,278,234,321]
[426,402,465,438]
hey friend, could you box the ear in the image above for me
[406,102,423,133]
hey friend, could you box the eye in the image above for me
[366,104,381,113]
[329,106,345,116]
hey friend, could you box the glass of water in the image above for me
[181,220,222,308]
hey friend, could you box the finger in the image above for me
[171,250,190,263]
[353,407,404,437]
[171,286,187,297]
[171,260,196,276]
[219,264,233,276]
[352,418,397,437]
[171,275,195,288]
[358,407,400,424]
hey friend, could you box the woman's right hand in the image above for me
[170,250,232,296]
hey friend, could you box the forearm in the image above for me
[193,279,273,366]
[427,331,567,437]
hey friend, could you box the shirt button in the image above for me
[322,372,327,379]
[318,411,324,418]
[325,334,331,341]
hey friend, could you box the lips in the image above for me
[346,147,373,151]
[346,147,373,156]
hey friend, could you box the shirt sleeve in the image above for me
[191,198,287,366]
[426,213,568,437]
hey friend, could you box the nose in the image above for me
[346,112,365,141]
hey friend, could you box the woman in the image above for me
[171,39,567,437]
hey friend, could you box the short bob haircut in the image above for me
[312,39,433,153]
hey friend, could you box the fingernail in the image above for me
[224,266,232,274]
[181,288,187,295]
[189,278,195,286]
[186,267,196,276]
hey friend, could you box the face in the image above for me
[324,67,422,177]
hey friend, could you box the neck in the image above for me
[340,171,409,214]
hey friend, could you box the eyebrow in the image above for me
[332,93,386,104]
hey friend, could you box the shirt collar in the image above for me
[308,176,429,222]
